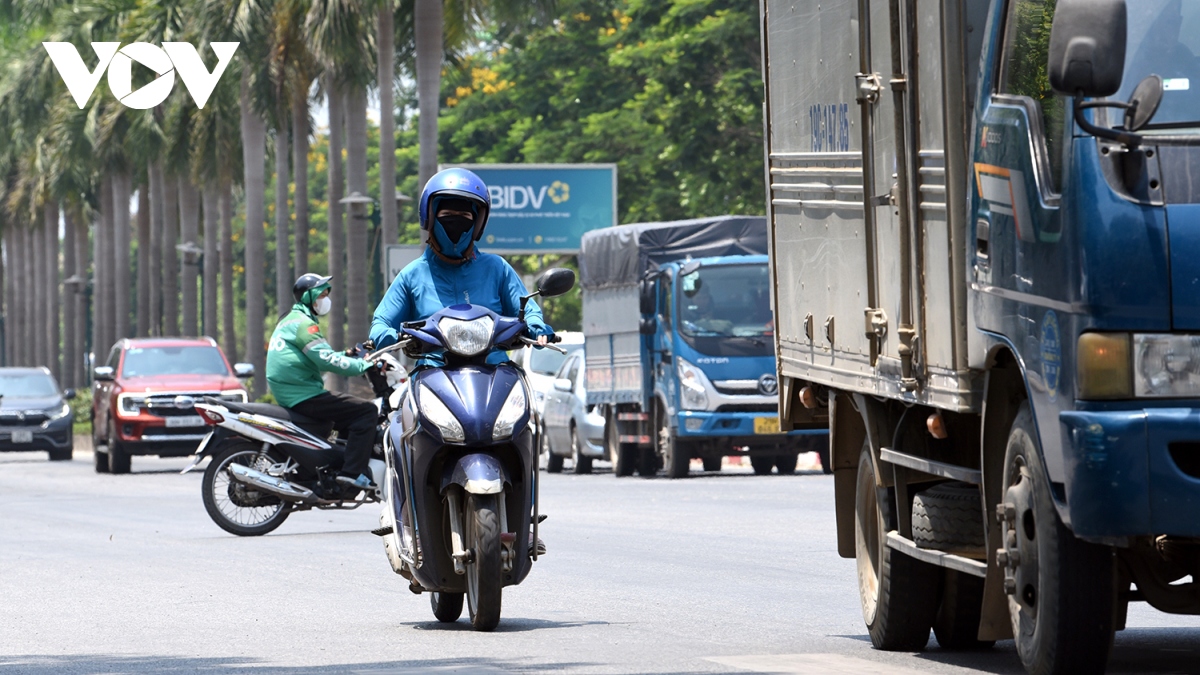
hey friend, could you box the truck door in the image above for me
[653,274,674,406]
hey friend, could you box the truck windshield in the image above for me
[1117,0,1200,128]
[121,346,230,378]
[677,264,773,357]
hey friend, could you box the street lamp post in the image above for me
[176,241,204,336]
[62,273,91,385]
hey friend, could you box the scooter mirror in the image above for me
[536,268,576,298]
[1125,74,1164,131]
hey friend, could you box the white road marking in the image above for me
[706,653,940,675]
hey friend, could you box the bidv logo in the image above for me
[488,180,570,210]
[42,42,240,110]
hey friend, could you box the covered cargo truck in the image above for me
[581,216,828,478]
[762,0,1200,672]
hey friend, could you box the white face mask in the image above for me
[314,296,332,316]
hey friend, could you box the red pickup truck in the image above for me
[92,337,252,474]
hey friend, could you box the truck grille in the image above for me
[715,403,777,413]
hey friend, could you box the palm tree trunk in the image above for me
[76,209,90,377]
[21,226,34,366]
[274,116,292,316]
[136,182,152,336]
[378,1,397,248]
[292,91,310,275]
[162,172,180,336]
[179,177,201,336]
[3,226,11,366]
[219,179,238,362]
[415,0,444,209]
[44,203,61,380]
[113,171,133,342]
[62,209,78,387]
[202,184,219,341]
[346,86,369,351]
[96,175,113,360]
[32,216,46,368]
[149,163,165,335]
[326,78,347,390]
[241,71,268,398]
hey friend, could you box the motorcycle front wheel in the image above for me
[201,441,291,537]
[464,492,502,631]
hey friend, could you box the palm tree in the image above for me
[150,166,164,334]
[178,176,202,336]
[137,180,151,335]
[239,69,268,396]
[378,0,397,248]
[323,78,347,385]
[44,202,60,379]
[413,0,442,195]
[162,163,180,335]
[219,177,238,362]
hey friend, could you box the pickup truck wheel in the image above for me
[750,455,774,475]
[606,415,635,477]
[701,455,722,472]
[570,427,593,474]
[107,423,131,474]
[855,444,939,650]
[934,569,994,650]
[1001,402,1116,675]
[93,445,110,473]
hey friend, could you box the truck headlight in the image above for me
[219,390,248,403]
[676,357,710,410]
[117,394,145,417]
[1134,334,1200,398]
[1077,333,1132,399]
[417,384,465,442]
[439,316,494,356]
[492,384,527,440]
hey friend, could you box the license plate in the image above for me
[753,417,780,435]
[166,415,205,428]
[11,430,32,443]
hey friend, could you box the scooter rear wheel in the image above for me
[201,441,290,537]
[464,493,503,631]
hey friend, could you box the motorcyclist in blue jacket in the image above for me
[369,168,554,355]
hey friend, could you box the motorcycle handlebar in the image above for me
[520,336,567,354]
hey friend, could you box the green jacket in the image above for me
[266,303,371,407]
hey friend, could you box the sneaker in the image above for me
[337,473,377,490]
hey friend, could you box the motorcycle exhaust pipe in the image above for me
[228,463,317,504]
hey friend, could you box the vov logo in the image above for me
[42,42,240,110]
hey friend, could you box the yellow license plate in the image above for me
[753,417,780,434]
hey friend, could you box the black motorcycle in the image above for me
[374,268,574,631]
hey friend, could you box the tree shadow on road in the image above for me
[404,617,611,633]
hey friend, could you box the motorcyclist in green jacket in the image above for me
[266,273,380,490]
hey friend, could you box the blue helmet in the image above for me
[419,168,491,243]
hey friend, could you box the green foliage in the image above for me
[437,0,766,224]
[70,387,93,436]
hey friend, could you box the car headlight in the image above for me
[117,394,145,416]
[439,316,494,356]
[417,383,465,443]
[1134,333,1200,398]
[676,357,710,410]
[219,390,248,403]
[492,383,527,440]
[48,402,71,420]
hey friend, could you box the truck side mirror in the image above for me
[1048,0,1127,97]
[93,366,114,382]
[639,279,656,315]
[639,317,657,335]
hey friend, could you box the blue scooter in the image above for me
[370,268,574,631]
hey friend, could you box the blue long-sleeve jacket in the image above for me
[370,247,552,364]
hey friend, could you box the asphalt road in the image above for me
[1,449,1198,675]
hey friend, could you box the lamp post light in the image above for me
[176,241,204,335]
[62,273,91,384]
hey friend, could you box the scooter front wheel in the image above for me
[464,492,503,631]
[430,592,464,622]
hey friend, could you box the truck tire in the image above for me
[911,482,985,555]
[774,452,799,475]
[855,445,939,650]
[1001,403,1116,675]
[750,455,774,475]
[701,455,722,472]
[656,402,689,479]
[810,434,833,475]
[636,447,657,477]
[93,445,110,473]
[606,415,635,477]
[933,569,994,650]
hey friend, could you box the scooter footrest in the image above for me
[371,525,393,537]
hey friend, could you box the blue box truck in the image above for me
[762,0,1200,672]
[580,216,829,478]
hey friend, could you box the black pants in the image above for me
[290,391,377,477]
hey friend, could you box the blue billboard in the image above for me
[446,164,617,253]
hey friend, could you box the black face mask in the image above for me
[437,214,475,240]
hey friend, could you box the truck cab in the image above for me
[581,217,828,478]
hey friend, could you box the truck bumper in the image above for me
[1059,408,1200,538]
[676,411,825,439]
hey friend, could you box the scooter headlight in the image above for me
[417,384,465,443]
[439,316,494,356]
[492,383,527,440]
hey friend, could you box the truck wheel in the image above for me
[750,455,774,475]
[855,444,939,650]
[657,403,688,479]
[1001,402,1116,675]
[606,415,635,477]
[93,445,110,473]
[570,427,593,474]
[774,452,799,475]
[701,455,722,472]
[49,444,73,462]
[911,482,985,555]
[107,424,131,474]
[934,569,994,650]
[636,447,657,477]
